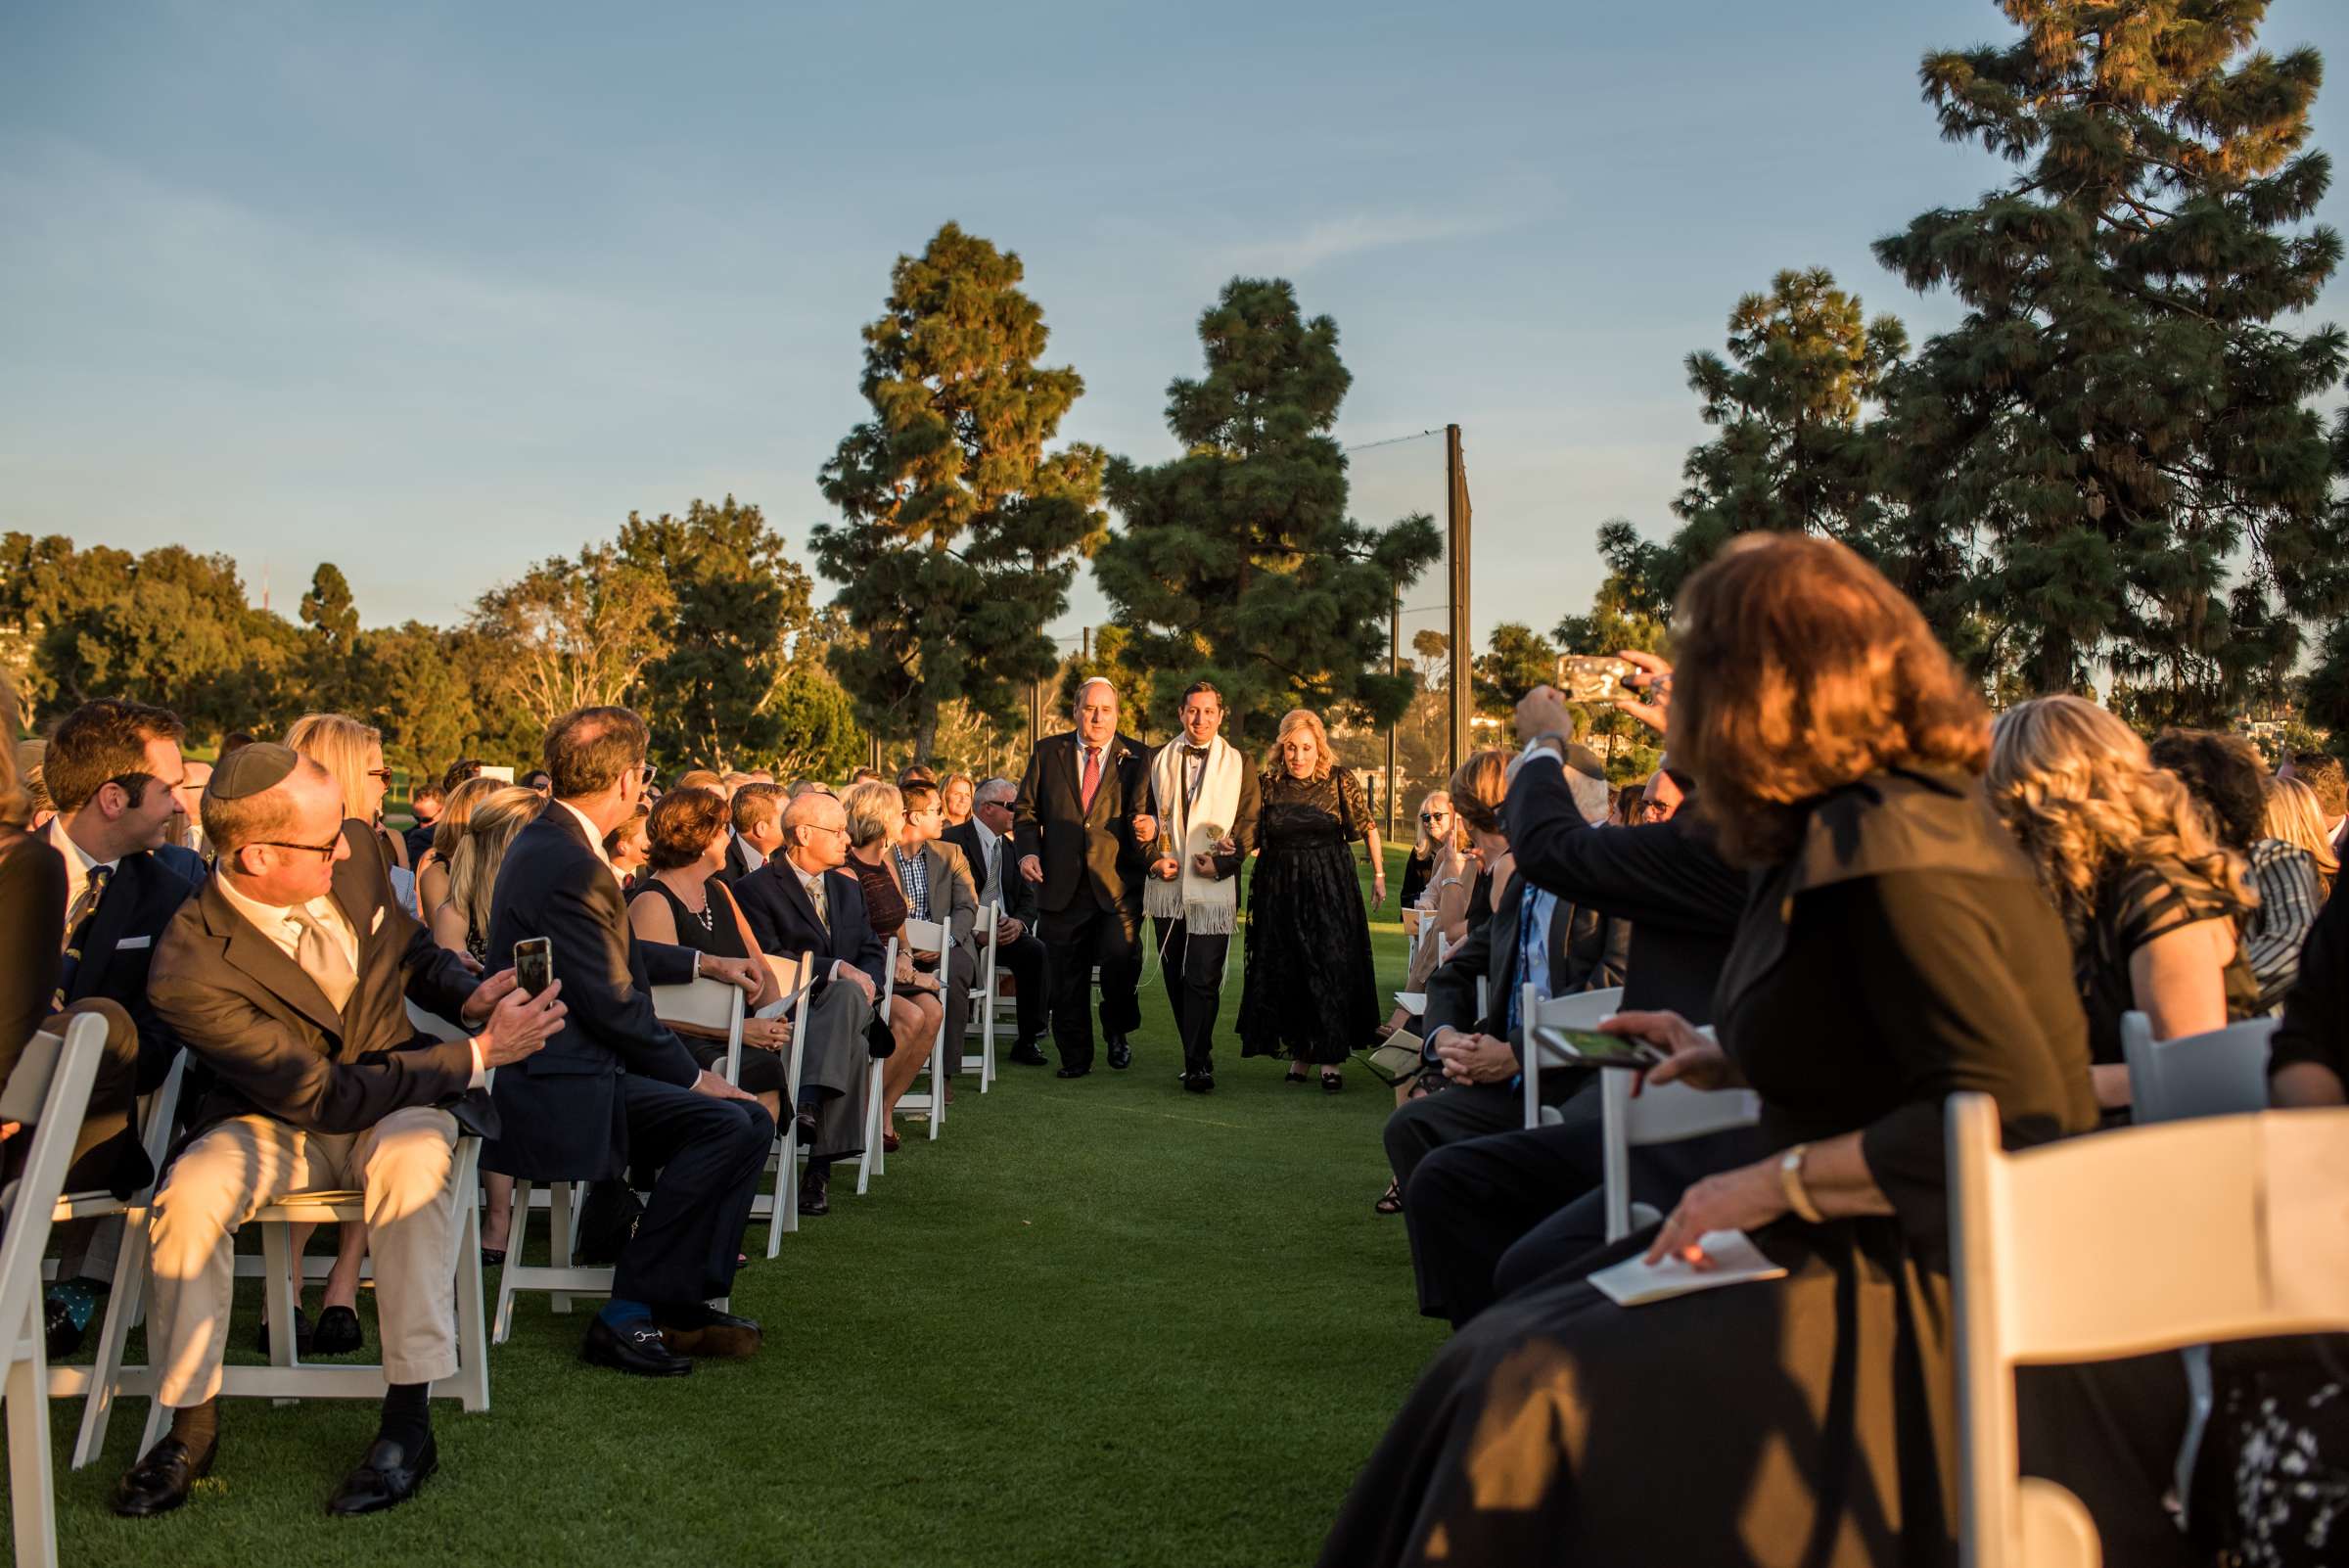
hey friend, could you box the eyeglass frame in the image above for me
[251,834,345,860]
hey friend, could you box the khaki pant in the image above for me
[148,1107,460,1406]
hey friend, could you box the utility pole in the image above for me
[1445,424,1473,774]
[1386,579,1401,842]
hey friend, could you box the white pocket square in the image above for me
[370,907,387,935]
[116,934,153,950]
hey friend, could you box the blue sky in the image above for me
[5,0,2347,654]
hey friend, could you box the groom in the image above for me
[1144,681,1261,1092]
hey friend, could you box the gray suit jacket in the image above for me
[919,840,980,968]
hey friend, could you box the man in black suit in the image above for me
[483,707,772,1379]
[1140,682,1261,1092]
[731,790,887,1216]
[716,781,786,888]
[1013,678,1154,1077]
[943,777,1047,1065]
[1399,683,1758,1327]
[121,744,567,1519]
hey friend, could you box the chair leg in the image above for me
[453,1170,489,1413]
[260,1222,300,1407]
[548,1183,576,1316]
[70,1202,151,1469]
[765,1137,794,1260]
[855,1063,882,1194]
[8,1295,62,1568]
[493,1179,533,1346]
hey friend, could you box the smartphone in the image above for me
[1537,1025,1664,1069]
[480,764,516,784]
[513,936,554,999]
[1557,655,1635,704]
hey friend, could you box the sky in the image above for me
[5,0,2348,656]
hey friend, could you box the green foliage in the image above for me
[1470,623,1558,719]
[814,222,1107,761]
[299,563,364,717]
[467,543,673,736]
[1093,277,1443,746]
[1554,521,1673,782]
[765,661,867,781]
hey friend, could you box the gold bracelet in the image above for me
[1777,1143,1823,1224]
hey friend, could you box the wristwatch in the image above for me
[1777,1143,1822,1223]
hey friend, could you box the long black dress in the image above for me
[1315,769,2190,1568]
[1238,769,1380,1065]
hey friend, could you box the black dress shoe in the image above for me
[654,1304,762,1359]
[580,1315,694,1377]
[255,1307,313,1358]
[1182,1072,1215,1094]
[1107,1036,1132,1070]
[326,1434,437,1516]
[112,1435,216,1518]
[1054,1065,1090,1079]
[312,1304,364,1357]
[1007,1041,1049,1067]
[795,1107,818,1144]
[800,1167,831,1216]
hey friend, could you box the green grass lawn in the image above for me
[16,850,1441,1567]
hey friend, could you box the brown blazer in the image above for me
[149,820,487,1138]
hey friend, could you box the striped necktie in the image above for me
[54,864,113,1010]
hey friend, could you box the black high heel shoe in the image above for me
[1320,1071,1343,1093]
[1285,1067,1309,1084]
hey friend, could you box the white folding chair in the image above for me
[895,918,953,1141]
[867,937,901,1179]
[1596,1069,1762,1241]
[650,974,746,1084]
[1518,986,1625,1129]
[1946,1091,2349,1568]
[957,901,1001,1091]
[2120,1010,2277,1126]
[1,1015,107,1568]
[748,951,815,1255]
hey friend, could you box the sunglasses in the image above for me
[1418,811,1449,823]
[254,834,344,860]
[366,768,394,783]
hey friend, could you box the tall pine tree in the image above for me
[1874,0,2347,720]
[813,223,1106,761]
[1092,278,1441,744]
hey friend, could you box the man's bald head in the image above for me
[783,790,849,872]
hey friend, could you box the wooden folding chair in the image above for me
[1,1015,107,1568]
[2120,1011,2277,1126]
[1518,985,1625,1129]
[1946,1091,2349,1568]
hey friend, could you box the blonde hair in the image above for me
[841,779,904,850]
[1412,791,1465,857]
[2265,774,2340,884]
[432,774,506,863]
[285,714,383,823]
[0,670,32,828]
[672,769,724,794]
[1988,695,2253,941]
[446,786,544,948]
[1264,709,1334,780]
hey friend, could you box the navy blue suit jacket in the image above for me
[731,858,889,995]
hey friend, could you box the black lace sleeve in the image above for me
[1336,771,1373,843]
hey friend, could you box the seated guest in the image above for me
[718,771,756,802]
[1609,781,1643,827]
[439,758,484,796]
[849,766,884,785]
[1322,533,2139,1568]
[288,714,407,876]
[603,803,651,886]
[2286,750,2347,850]
[718,781,786,886]
[2267,774,2340,899]
[402,781,443,866]
[520,768,553,798]
[941,772,976,829]
[897,764,937,791]
[1638,765,1686,822]
[788,778,835,801]
[1378,747,1598,1200]
[17,737,52,831]
[427,784,543,1264]
[625,789,793,1113]
[895,779,980,1079]
[2153,727,2307,1011]
[483,708,771,1378]
[117,744,566,1518]
[416,775,501,927]
[1990,696,2258,1112]
[2249,773,2335,1009]
[731,791,886,1215]
[1398,677,1751,1320]
[839,779,942,1146]
[944,777,1049,1066]
[670,768,724,797]
[162,758,213,877]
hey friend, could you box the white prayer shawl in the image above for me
[1144,735,1244,936]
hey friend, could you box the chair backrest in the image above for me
[0,1017,107,1339]
[650,975,746,1081]
[1526,985,1624,1035]
[1597,1069,1761,1240]
[1947,1091,2349,1568]
[761,951,809,996]
[899,916,947,954]
[2120,1010,2278,1126]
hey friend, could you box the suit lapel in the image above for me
[206,880,345,1039]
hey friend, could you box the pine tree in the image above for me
[1873,0,2348,719]
[813,223,1106,761]
[1093,277,1442,745]
[299,563,362,715]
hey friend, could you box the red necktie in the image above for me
[1080,745,1102,812]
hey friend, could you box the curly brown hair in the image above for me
[645,786,731,873]
[1670,533,1991,867]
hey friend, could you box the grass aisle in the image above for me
[25,852,1445,1567]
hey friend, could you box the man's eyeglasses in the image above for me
[254,835,344,860]
[1639,803,1674,822]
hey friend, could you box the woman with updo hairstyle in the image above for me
[1991,697,2258,1108]
[1319,534,2175,1568]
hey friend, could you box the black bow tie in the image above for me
[1183,745,1211,759]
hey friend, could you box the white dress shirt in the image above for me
[216,872,486,1086]
[733,833,766,876]
[50,816,118,929]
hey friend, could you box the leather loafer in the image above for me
[326,1434,437,1516]
[112,1435,216,1518]
[580,1315,694,1377]
[1054,1065,1090,1079]
[655,1305,762,1359]
[254,1307,313,1358]
[1107,1037,1132,1070]
[312,1304,364,1357]
[799,1168,830,1217]
[1181,1073,1214,1094]
[1007,1041,1049,1067]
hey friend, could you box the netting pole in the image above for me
[1386,579,1401,842]
[1445,424,1472,774]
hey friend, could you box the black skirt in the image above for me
[1237,775,1380,1064]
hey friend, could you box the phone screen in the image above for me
[513,937,554,999]
[1538,1025,1662,1069]
[1557,655,1633,704]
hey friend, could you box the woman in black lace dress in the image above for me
[1238,709,1384,1088]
